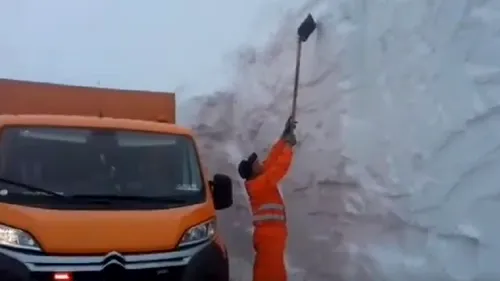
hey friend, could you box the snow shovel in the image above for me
[291,13,317,122]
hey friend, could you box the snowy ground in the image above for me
[3,0,500,280]
[183,1,500,281]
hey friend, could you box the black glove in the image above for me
[281,116,297,138]
[281,116,297,146]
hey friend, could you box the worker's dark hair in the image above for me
[238,153,258,180]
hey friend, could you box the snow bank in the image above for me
[182,0,500,280]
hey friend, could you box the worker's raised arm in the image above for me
[262,139,286,171]
[262,117,297,171]
[260,141,294,185]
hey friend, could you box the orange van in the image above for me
[0,79,233,281]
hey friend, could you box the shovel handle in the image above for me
[291,38,302,122]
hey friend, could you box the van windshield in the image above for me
[0,127,205,202]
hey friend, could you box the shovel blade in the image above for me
[297,14,317,42]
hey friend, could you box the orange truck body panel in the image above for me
[0,79,176,123]
[0,79,215,254]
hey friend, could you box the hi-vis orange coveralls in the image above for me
[245,139,294,281]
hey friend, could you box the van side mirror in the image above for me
[209,174,233,210]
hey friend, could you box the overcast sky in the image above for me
[0,0,294,101]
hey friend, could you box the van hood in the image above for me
[1,203,214,254]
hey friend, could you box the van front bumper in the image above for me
[0,239,229,281]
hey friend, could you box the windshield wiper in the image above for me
[0,177,67,198]
[69,194,188,204]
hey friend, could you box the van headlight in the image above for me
[0,224,41,251]
[179,220,216,246]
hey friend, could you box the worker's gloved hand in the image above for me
[281,116,297,146]
[281,116,297,138]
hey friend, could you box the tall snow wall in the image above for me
[180,0,500,280]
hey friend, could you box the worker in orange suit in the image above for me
[238,117,297,281]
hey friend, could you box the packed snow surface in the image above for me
[185,0,500,280]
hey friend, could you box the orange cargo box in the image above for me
[0,79,176,123]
